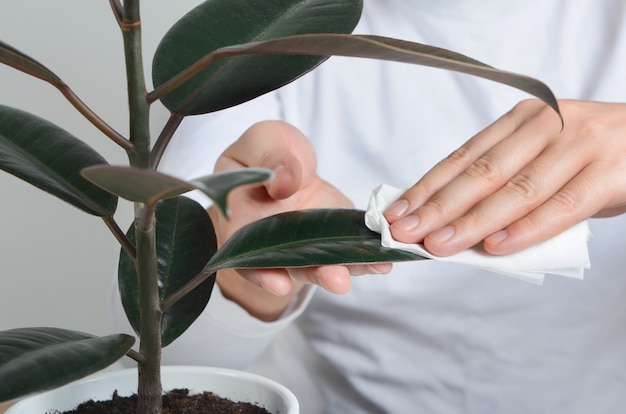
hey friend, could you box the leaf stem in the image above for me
[108,0,123,26]
[126,348,145,364]
[160,270,214,312]
[58,84,133,151]
[150,113,183,169]
[102,216,136,261]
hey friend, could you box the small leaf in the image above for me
[206,209,427,273]
[157,34,560,120]
[0,328,134,403]
[190,169,274,217]
[152,0,362,114]
[81,166,272,214]
[118,197,217,347]
[0,105,117,216]
[81,166,196,207]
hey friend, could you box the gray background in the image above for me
[0,1,203,336]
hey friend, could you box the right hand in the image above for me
[209,121,391,320]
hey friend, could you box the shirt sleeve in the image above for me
[160,284,316,369]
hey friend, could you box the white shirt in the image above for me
[115,1,626,413]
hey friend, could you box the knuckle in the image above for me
[423,195,452,217]
[551,189,583,218]
[445,145,473,166]
[463,156,502,182]
[504,174,537,200]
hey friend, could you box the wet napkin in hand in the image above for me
[364,184,592,285]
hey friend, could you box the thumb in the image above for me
[217,120,318,200]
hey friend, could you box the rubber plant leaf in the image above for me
[118,197,217,347]
[205,209,427,273]
[152,0,362,115]
[0,105,118,216]
[154,34,561,121]
[0,328,134,403]
[81,165,272,216]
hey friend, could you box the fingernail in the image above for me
[368,263,392,275]
[272,163,285,176]
[429,226,456,243]
[385,199,409,217]
[393,215,420,231]
[487,229,509,244]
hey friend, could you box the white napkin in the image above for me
[365,184,592,285]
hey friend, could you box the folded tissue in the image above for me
[365,184,592,284]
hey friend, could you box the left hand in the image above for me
[383,99,626,256]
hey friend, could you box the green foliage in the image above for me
[206,209,426,272]
[152,0,363,114]
[0,105,117,216]
[0,328,134,402]
[0,0,562,410]
[118,197,217,348]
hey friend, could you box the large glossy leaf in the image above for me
[152,0,362,115]
[118,197,217,347]
[0,105,118,216]
[82,165,272,215]
[205,209,427,273]
[154,34,560,120]
[0,328,134,403]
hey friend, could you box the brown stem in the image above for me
[150,113,184,169]
[101,215,136,261]
[126,349,145,364]
[160,270,214,312]
[59,85,133,151]
[108,0,123,26]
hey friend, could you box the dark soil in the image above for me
[51,388,272,414]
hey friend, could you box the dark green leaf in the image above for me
[0,105,118,216]
[152,0,362,115]
[0,40,65,87]
[205,209,427,272]
[118,197,217,347]
[157,34,561,120]
[190,169,274,217]
[81,166,272,214]
[81,166,196,207]
[0,328,134,403]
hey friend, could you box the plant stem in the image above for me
[135,206,162,414]
[57,84,133,151]
[150,113,183,169]
[120,1,162,413]
[102,216,136,261]
[122,0,151,169]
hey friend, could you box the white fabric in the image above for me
[365,184,592,284]
[111,1,626,413]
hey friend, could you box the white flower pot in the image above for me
[6,365,299,414]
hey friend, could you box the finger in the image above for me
[483,162,614,255]
[388,102,562,245]
[287,265,352,295]
[216,121,317,200]
[237,268,295,296]
[384,100,547,222]
[422,133,594,255]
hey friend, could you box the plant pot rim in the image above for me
[6,365,299,414]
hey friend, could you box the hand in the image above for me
[210,121,391,320]
[384,99,626,257]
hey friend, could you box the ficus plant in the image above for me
[0,0,560,413]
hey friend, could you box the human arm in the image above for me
[384,99,626,256]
